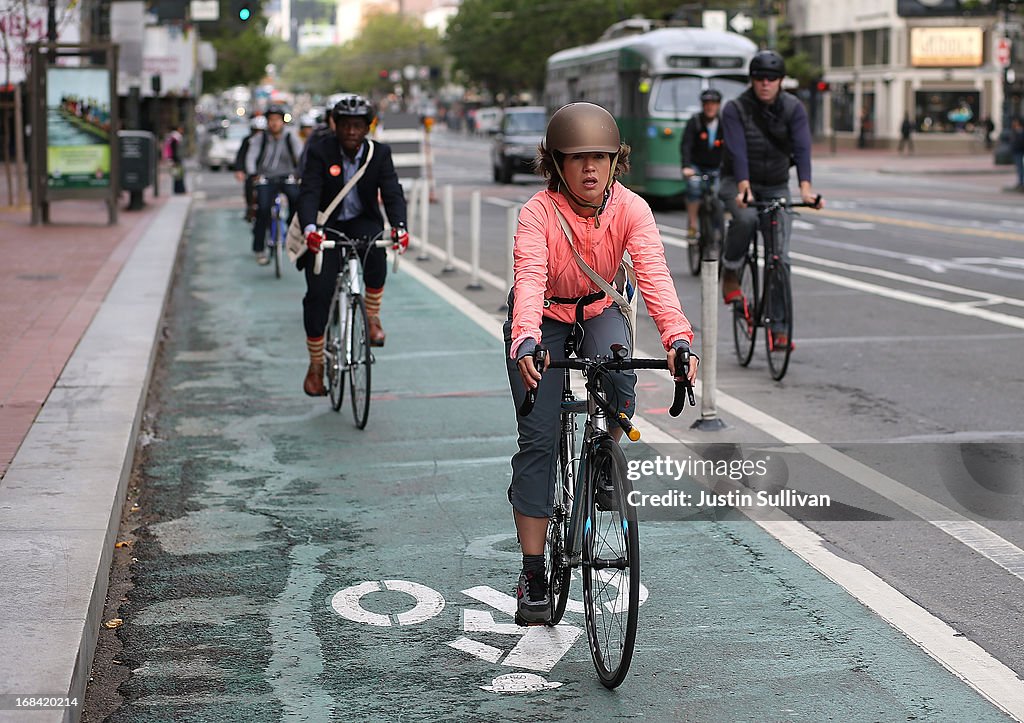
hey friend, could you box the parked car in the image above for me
[473,106,503,136]
[201,121,250,171]
[491,106,546,184]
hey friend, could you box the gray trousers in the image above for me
[503,302,636,519]
[719,177,792,271]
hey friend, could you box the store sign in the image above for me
[910,27,983,67]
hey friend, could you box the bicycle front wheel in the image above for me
[582,438,639,689]
[687,218,702,276]
[764,262,794,381]
[325,295,345,411]
[348,294,372,429]
[732,251,759,367]
[273,222,283,278]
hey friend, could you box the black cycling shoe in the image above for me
[595,481,619,511]
[514,569,550,625]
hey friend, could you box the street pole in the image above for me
[994,1,1017,165]
[47,0,57,61]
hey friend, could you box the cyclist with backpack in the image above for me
[719,50,823,350]
[505,102,698,624]
[244,105,303,265]
[680,88,725,241]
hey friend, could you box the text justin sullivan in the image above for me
[627,489,832,508]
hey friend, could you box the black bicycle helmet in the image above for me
[700,88,722,103]
[331,94,376,124]
[749,50,786,79]
[266,104,288,119]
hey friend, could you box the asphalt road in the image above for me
[83,132,1024,721]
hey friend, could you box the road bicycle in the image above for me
[731,194,821,381]
[313,228,391,429]
[256,174,297,279]
[687,172,725,276]
[518,342,695,688]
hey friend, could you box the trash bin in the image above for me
[118,130,156,191]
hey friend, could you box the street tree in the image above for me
[444,0,778,98]
[281,11,442,97]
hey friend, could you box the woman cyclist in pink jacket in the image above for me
[503,102,699,624]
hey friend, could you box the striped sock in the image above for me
[306,336,324,365]
[364,287,383,319]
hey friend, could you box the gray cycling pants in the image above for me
[503,302,636,519]
[719,177,792,271]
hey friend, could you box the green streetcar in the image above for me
[546,20,757,202]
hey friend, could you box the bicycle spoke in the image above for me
[326,296,345,411]
[582,439,638,688]
[732,251,758,367]
[349,295,372,428]
[764,263,794,381]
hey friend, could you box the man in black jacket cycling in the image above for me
[680,88,725,240]
[719,50,823,350]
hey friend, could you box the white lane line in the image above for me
[796,236,1024,282]
[664,231,1024,330]
[398,260,1024,716]
[793,266,1024,331]
[790,252,1024,309]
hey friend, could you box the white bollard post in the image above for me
[416,178,432,262]
[504,205,518,307]
[467,190,483,290]
[442,184,455,273]
[692,256,727,431]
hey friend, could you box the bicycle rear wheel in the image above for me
[348,294,372,429]
[325,295,346,411]
[582,438,639,689]
[764,262,794,381]
[731,250,759,367]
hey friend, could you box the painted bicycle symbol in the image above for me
[328,534,649,693]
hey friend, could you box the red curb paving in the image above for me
[0,182,173,480]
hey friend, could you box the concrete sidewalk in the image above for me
[0,177,191,721]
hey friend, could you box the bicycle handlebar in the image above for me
[741,190,823,210]
[312,229,390,275]
[517,344,696,438]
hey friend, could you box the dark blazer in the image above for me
[298,135,406,239]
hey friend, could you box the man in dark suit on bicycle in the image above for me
[719,50,823,350]
[297,94,408,397]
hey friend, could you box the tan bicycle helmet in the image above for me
[544,102,620,154]
[544,102,621,225]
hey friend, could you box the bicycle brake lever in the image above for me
[516,346,547,417]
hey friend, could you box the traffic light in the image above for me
[230,0,254,25]
[816,80,831,93]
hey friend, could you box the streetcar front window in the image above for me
[708,78,748,102]
[652,76,750,114]
[651,76,702,114]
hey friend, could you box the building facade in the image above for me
[788,0,1022,150]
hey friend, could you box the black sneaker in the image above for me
[514,569,549,625]
[595,480,618,511]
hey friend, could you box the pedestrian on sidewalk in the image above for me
[164,125,186,194]
[1010,116,1024,191]
[982,115,995,150]
[898,114,914,155]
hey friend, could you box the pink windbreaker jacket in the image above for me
[509,182,693,359]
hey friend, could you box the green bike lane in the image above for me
[110,206,1008,721]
